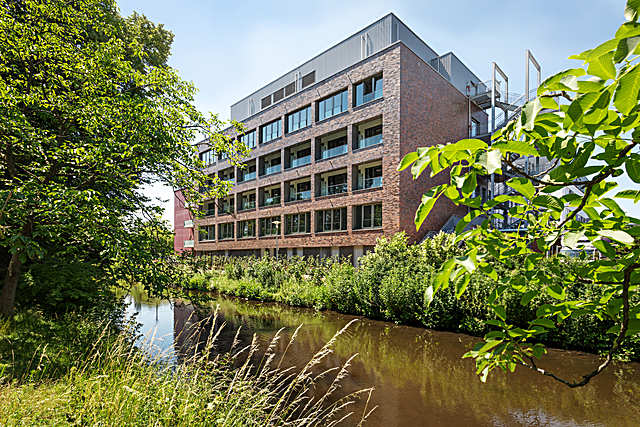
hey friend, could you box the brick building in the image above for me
[174,13,488,261]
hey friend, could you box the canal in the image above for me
[126,294,640,426]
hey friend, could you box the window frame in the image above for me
[317,89,348,122]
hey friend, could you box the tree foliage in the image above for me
[0,0,245,314]
[399,2,640,386]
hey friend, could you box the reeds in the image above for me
[0,307,375,426]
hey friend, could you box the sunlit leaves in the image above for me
[614,65,640,114]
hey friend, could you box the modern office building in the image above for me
[174,13,489,260]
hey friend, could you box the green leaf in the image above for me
[563,231,585,248]
[520,290,538,306]
[493,305,507,322]
[506,177,536,199]
[587,52,616,80]
[614,65,640,115]
[597,229,635,244]
[442,138,488,152]
[546,285,567,300]
[493,140,539,156]
[415,193,438,230]
[479,149,501,174]
[532,195,563,212]
[626,0,640,22]
[424,285,434,306]
[397,151,419,171]
[626,153,640,183]
[531,318,556,329]
[455,274,471,299]
[616,189,640,202]
[434,258,456,291]
[521,98,543,130]
[614,36,640,63]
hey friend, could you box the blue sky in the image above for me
[116,0,637,224]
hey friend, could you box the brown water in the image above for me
[129,294,640,427]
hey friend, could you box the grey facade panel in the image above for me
[229,13,480,123]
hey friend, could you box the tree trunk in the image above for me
[0,251,23,316]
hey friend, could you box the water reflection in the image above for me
[128,293,640,427]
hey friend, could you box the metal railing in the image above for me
[319,144,347,160]
[183,240,194,248]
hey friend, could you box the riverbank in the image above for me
[0,306,370,425]
[183,234,640,361]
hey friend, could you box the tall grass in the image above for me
[0,309,374,426]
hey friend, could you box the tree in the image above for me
[0,0,246,315]
[399,2,640,386]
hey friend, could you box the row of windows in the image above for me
[224,73,384,157]
[198,203,382,241]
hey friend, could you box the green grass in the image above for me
[0,310,373,426]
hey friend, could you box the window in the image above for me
[471,119,479,137]
[286,106,311,133]
[273,88,284,103]
[218,151,228,162]
[288,180,311,201]
[302,71,315,88]
[261,119,281,143]
[285,212,311,235]
[240,130,256,149]
[237,220,256,238]
[260,216,280,236]
[284,82,296,96]
[239,191,256,211]
[204,201,216,217]
[357,164,382,189]
[261,95,272,109]
[287,143,311,169]
[238,162,256,182]
[261,186,281,207]
[317,90,348,121]
[219,168,234,182]
[199,150,215,166]
[353,203,382,229]
[198,225,215,241]
[319,172,347,196]
[219,196,234,215]
[218,222,234,240]
[316,208,347,233]
[261,152,281,176]
[355,74,383,106]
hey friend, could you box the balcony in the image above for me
[358,176,382,189]
[183,240,194,248]
[263,164,281,176]
[289,190,311,202]
[289,155,311,168]
[319,183,347,197]
[358,133,382,149]
[183,220,194,228]
[239,201,256,211]
[262,195,281,207]
[319,144,347,160]
[238,170,256,183]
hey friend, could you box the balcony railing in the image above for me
[219,206,233,215]
[318,144,347,160]
[183,240,194,248]
[288,190,311,202]
[288,155,311,169]
[261,196,281,207]
[204,208,216,217]
[239,201,256,211]
[262,164,281,176]
[357,133,383,149]
[238,171,256,182]
[183,219,194,228]
[319,182,347,196]
[357,176,382,190]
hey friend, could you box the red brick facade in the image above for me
[174,43,486,256]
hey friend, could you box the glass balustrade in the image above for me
[263,164,281,175]
[358,133,383,149]
[262,196,281,207]
[319,144,347,160]
[289,155,311,168]
[359,176,382,189]
[320,183,347,196]
[289,190,311,201]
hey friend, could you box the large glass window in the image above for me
[288,180,311,202]
[218,222,234,239]
[355,74,383,107]
[285,212,311,235]
[237,220,256,238]
[353,203,382,229]
[471,119,479,137]
[259,216,280,236]
[240,130,256,149]
[261,119,281,143]
[239,191,256,211]
[219,196,234,215]
[316,208,347,233]
[261,186,281,207]
[286,106,311,133]
[199,150,215,166]
[198,225,215,241]
[238,162,256,182]
[317,90,348,121]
